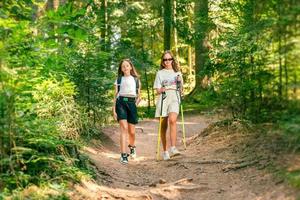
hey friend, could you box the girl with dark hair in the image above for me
[113,59,141,164]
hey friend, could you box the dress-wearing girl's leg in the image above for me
[168,112,178,147]
[160,117,169,151]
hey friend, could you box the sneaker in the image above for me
[128,145,136,159]
[170,146,181,157]
[163,151,170,160]
[120,153,128,164]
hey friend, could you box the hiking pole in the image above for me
[177,75,186,149]
[156,85,166,160]
[180,99,186,149]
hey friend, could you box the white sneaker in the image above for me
[163,151,170,160]
[119,153,129,164]
[170,146,181,157]
[128,145,136,159]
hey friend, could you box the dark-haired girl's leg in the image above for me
[128,123,135,147]
[119,120,128,153]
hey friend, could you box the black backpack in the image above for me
[117,76,139,95]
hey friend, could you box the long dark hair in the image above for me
[117,59,139,77]
[160,50,179,72]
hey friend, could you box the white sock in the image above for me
[171,146,176,151]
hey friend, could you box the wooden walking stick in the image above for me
[180,101,186,149]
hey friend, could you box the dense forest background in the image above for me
[1,0,299,198]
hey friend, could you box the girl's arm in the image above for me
[112,85,118,120]
[153,72,165,95]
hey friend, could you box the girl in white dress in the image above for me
[153,51,183,160]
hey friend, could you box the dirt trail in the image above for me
[71,113,297,200]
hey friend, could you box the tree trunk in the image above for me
[194,0,209,90]
[60,0,67,6]
[188,45,192,75]
[100,0,107,51]
[46,0,59,11]
[278,31,283,99]
[0,60,3,174]
[144,69,151,112]
[173,0,179,57]
[141,30,151,112]
[284,34,288,100]
[151,74,155,106]
[293,73,297,99]
[277,3,283,99]
[164,0,172,51]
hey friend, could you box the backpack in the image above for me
[117,76,139,95]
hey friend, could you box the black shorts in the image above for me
[116,96,138,124]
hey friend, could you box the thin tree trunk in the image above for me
[173,0,179,58]
[284,34,288,100]
[151,74,155,107]
[278,34,283,99]
[0,60,3,175]
[188,45,192,75]
[46,0,54,10]
[194,0,209,90]
[100,0,107,51]
[46,0,59,10]
[277,3,283,99]
[164,0,172,51]
[144,69,151,112]
[293,73,297,99]
[141,30,151,112]
[60,0,67,6]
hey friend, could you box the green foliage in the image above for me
[0,2,96,197]
[32,77,83,139]
[278,103,300,152]
[286,170,300,188]
[208,0,300,122]
[138,106,156,119]
[185,86,221,112]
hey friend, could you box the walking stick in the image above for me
[180,100,186,149]
[156,86,166,160]
[177,75,186,149]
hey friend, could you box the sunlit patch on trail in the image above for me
[176,121,200,125]
[83,146,98,154]
[100,152,120,159]
[129,156,148,162]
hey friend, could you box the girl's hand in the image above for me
[159,87,166,94]
[135,97,141,106]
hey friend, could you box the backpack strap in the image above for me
[117,76,122,93]
[134,77,139,95]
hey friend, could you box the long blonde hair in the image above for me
[160,50,179,72]
[117,59,139,77]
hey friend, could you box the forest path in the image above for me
[70,113,297,200]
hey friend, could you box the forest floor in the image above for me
[70,112,299,200]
